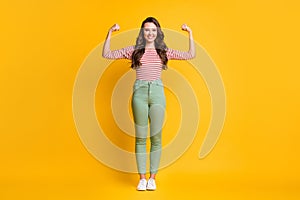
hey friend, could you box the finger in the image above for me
[111,24,119,32]
[181,24,189,31]
[115,24,120,31]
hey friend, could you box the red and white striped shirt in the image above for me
[103,46,194,81]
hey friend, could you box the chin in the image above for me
[146,39,155,43]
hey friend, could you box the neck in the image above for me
[145,42,155,49]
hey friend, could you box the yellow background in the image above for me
[1,0,300,199]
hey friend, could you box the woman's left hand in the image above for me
[181,24,192,33]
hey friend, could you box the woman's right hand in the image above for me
[109,24,120,32]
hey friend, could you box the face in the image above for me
[143,22,157,44]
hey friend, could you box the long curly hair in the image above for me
[131,17,168,70]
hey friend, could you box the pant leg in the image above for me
[148,82,166,174]
[132,86,149,174]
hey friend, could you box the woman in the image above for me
[102,17,195,191]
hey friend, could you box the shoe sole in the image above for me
[136,188,147,191]
[146,188,156,191]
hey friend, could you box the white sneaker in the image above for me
[136,179,147,191]
[146,178,156,191]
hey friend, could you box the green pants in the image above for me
[132,79,166,174]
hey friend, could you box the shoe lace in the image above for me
[148,178,155,187]
[139,179,147,187]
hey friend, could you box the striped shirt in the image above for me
[103,46,194,81]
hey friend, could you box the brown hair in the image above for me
[131,17,168,70]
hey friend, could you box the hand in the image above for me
[109,24,120,32]
[181,24,192,33]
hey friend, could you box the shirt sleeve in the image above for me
[103,46,134,59]
[166,48,194,60]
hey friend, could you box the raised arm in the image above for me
[166,24,196,60]
[102,24,120,58]
[181,24,196,58]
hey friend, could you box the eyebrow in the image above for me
[144,28,157,30]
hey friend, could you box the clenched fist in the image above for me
[181,24,192,33]
[109,24,120,32]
